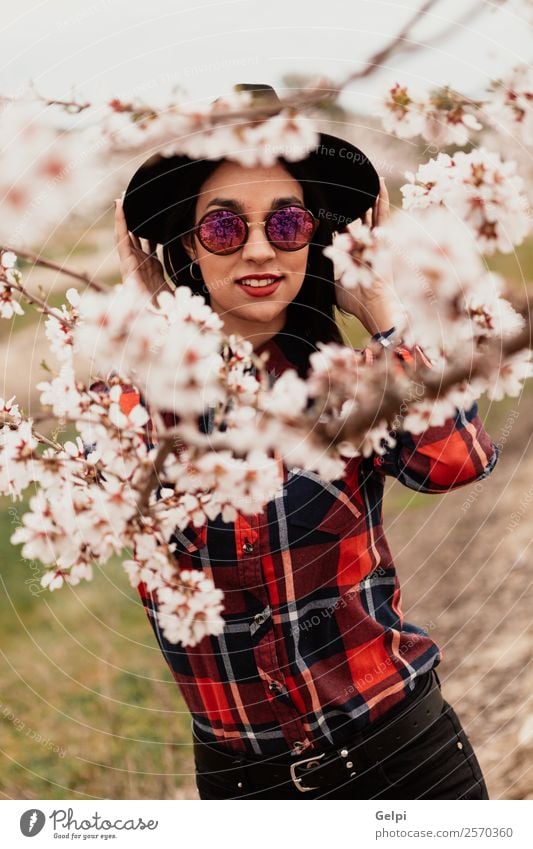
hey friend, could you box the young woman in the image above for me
[116,84,498,800]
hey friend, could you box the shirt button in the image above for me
[242,540,254,554]
[292,741,306,755]
[268,681,283,695]
[254,612,266,626]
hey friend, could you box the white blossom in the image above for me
[401,148,530,254]
[485,65,533,146]
[75,278,225,416]
[377,82,482,147]
[0,99,106,247]
[0,419,39,498]
[484,350,533,401]
[156,570,224,647]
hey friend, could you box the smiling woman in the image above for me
[116,83,498,800]
[177,160,319,348]
[159,156,350,352]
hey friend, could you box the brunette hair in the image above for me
[161,157,346,350]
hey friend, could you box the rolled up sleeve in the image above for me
[374,401,499,493]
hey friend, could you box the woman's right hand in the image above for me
[114,197,174,304]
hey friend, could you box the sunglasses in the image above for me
[193,205,319,255]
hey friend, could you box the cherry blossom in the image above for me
[0,99,104,247]
[401,149,530,254]
[482,350,533,401]
[1,250,24,319]
[155,571,224,647]
[485,65,533,146]
[75,278,225,416]
[0,420,39,499]
[101,90,319,168]
[1,73,532,647]
[377,83,482,147]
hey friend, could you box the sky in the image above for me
[1,0,531,114]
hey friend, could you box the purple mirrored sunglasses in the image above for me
[193,205,319,255]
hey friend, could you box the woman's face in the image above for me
[181,160,309,337]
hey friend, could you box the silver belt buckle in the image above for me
[289,752,325,793]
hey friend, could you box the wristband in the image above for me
[371,326,396,348]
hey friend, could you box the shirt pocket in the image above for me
[284,468,363,539]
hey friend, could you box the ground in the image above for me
[384,394,533,800]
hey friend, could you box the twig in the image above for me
[402,1,488,55]
[95,2,445,133]
[6,277,74,326]
[339,0,441,84]
[136,437,174,513]
[2,246,110,293]
[319,304,533,445]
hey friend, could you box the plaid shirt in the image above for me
[119,331,498,757]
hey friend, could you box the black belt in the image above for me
[193,669,445,794]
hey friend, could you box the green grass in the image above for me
[0,496,194,800]
[485,240,533,287]
[0,291,68,343]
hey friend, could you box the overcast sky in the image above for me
[2,0,531,112]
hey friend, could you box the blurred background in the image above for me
[1,0,532,800]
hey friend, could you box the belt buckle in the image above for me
[289,752,325,793]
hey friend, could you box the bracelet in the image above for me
[371,326,397,348]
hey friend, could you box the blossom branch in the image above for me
[317,300,533,446]
[1,246,109,293]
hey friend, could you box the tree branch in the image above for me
[2,246,110,293]
[318,303,533,445]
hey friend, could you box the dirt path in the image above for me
[384,400,533,799]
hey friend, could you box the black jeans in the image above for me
[195,679,489,800]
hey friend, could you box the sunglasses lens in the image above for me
[198,210,246,254]
[267,207,316,250]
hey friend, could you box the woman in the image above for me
[116,84,498,799]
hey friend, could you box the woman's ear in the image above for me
[181,233,196,262]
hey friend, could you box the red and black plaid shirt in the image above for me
[120,331,498,757]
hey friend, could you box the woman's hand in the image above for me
[334,177,396,336]
[114,197,174,304]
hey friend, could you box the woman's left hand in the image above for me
[334,176,396,336]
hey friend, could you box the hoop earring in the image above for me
[189,260,202,282]
[167,253,179,283]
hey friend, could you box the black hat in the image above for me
[123,83,380,243]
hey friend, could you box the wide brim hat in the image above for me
[123,83,380,244]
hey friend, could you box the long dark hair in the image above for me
[161,156,346,350]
